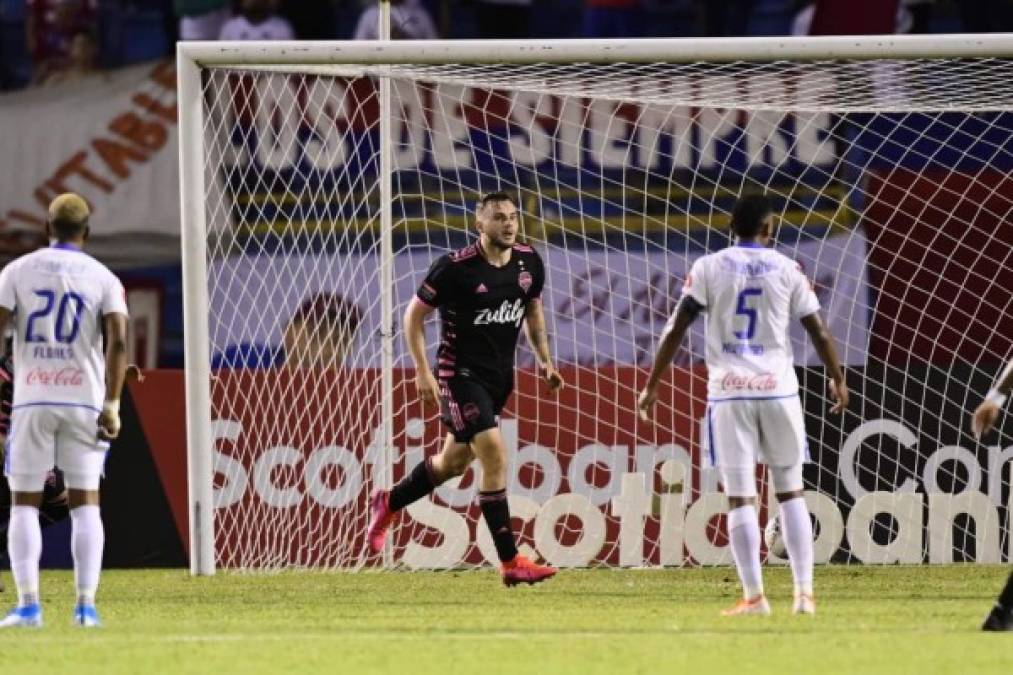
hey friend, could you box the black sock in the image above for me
[997,571,1013,610]
[389,458,439,512]
[479,489,518,563]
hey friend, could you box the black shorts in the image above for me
[438,375,513,443]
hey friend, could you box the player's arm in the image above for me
[523,300,563,393]
[404,297,439,409]
[971,358,1013,439]
[800,312,848,414]
[637,295,703,420]
[98,312,128,441]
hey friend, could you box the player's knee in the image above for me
[439,453,471,478]
[720,466,757,501]
[475,449,507,482]
[770,464,804,495]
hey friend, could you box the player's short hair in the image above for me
[730,194,773,238]
[48,193,90,240]
[476,191,518,213]
[289,292,362,336]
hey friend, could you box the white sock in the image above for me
[727,504,763,599]
[779,496,814,597]
[70,505,104,606]
[8,505,41,608]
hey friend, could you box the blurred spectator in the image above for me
[353,0,438,40]
[212,292,362,370]
[474,0,531,39]
[40,30,98,85]
[27,0,97,85]
[219,0,295,40]
[800,0,899,35]
[281,292,363,369]
[583,0,643,38]
[176,0,231,40]
[903,0,933,34]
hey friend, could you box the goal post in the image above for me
[178,34,1013,575]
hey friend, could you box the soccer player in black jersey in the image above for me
[971,359,1013,631]
[367,191,564,585]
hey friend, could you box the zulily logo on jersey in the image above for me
[474,299,525,327]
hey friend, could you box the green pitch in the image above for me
[1,566,1011,674]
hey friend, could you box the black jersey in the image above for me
[416,242,545,387]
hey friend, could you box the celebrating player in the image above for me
[367,191,564,585]
[970,360,1013,631]
[638,194,848,616]
[0,193,129,628]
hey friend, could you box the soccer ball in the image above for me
[764,515,788,559]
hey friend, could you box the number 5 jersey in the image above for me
[677,243,820,402]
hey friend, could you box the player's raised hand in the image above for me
[828,377,848,414]
[541,364,564,393]
[97,400,121,441]
[637,387,657,421]
[416,369,439,409]
[972,400,1001,440]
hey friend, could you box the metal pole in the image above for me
[177,45,216,576]
[180,33,1013,66]
[378,0,395,569]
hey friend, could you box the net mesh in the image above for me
[198,55,1013,569]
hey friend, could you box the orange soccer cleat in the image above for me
[500,555,557,587]
[720,595,772,617]
[366,489,395,554]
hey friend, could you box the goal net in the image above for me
[180,36,1013,571]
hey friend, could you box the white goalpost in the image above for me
[178,34,1013,575]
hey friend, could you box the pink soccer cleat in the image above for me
[500,555,557,587]
[366,489,395,554]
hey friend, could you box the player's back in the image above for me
[0,244,126,410]
[685,243,819,400]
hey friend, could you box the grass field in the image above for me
[0,566,1011,674]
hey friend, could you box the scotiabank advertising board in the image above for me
[118,362,1013,569]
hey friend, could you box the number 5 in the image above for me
[733,288,762,340]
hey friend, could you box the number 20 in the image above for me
[733,288,763,340]
[26,290,85,343]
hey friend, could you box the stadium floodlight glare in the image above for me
[179,34,1013,575]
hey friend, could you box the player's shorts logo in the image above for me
[518,271,532,292]
[462,402,481,422]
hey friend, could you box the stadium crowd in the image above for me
[1,0,1011,90]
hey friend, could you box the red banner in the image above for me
[136,367,714,567]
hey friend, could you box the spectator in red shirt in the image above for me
[26,0,97,85]
[807,0,899,35]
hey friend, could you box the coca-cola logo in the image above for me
[26,367,84,387]
[720,372,778,392]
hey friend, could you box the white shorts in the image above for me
[5,405,109,491]
[706,396,808,497]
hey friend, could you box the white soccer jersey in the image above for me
[0,244,128,410]
[679,243,820,401]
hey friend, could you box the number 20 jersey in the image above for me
[678,244,820,402]
[0,245,128,410]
